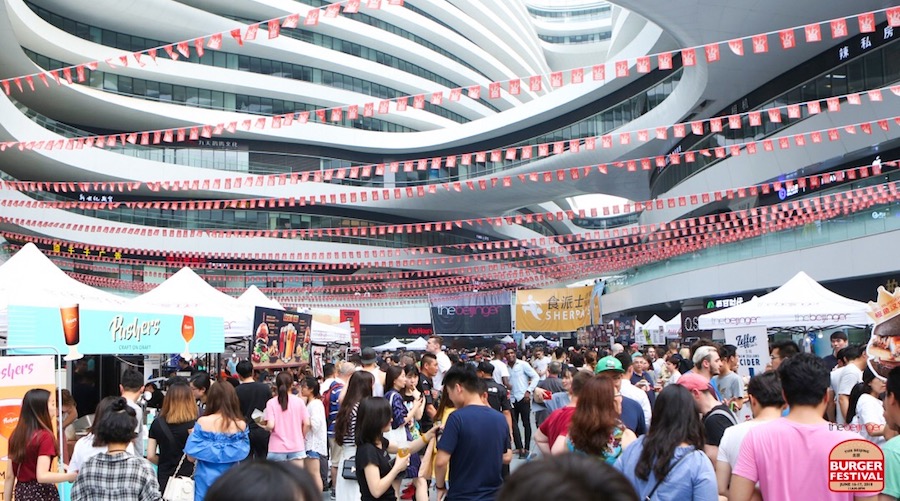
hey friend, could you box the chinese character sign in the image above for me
[516,287,592,332]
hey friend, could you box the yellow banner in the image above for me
[516,286,592,332]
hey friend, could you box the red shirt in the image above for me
[538,406,576,449]
[12,429,56,482]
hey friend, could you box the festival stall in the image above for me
[372,338,408,351]
[405,337,429,351]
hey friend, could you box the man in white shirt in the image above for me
[646,346,665,377]
[531,347,550,381]
[613,353,652,429]
[506,348,539,458]
[837,344,866,425]
[427,335,452,391]
[716,371,785,496]
[490,344,511,389]
[119,369,146,457]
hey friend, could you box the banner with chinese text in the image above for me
[515,286,592,332]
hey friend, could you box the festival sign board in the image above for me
[251,307,312,369]
[7,305,223,356]
[515,286,592,332]
[724,326,769,378]
[430,291,512,336]
[0,356,56,482]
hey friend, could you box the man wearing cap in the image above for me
[677,372,736,462]
[360,347,386,397]
[597,355,651,433]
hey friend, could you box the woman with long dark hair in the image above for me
[147,382,197,493]
[848,367,891,445]
[354,398,436,501]
[264,372,310,467]
[2,388,75,501]
[184,382,250,501]
[70,397,159,500]
[553,376,635,463]
[614,385,717,500]
[334,371,375,501]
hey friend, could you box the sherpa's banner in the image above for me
[429,291,512,335]
[7,304,224,355]
[516,286,592,332]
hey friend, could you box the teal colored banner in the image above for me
[7,305,224,355]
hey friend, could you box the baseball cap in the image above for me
[360,347,377,365]
[676,372,715,393]
[595,355,624,374]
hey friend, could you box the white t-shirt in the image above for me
[717,419,769,468]
[305,398,329,455]
[830,365,846,422]
[851,393,886,445]
[490,359,510,386]
[837,364,863,425]
[620,379,652,428]
[532,357,550,380]
[652,358,666,375]
[126,399,145,457]
[432,352,452,391]
[68,434,135,472]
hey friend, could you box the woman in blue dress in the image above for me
[185,382,249,501]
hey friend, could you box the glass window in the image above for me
[102,30,116,47]
[227,53,239,70]
[142,80,158,99]
[863,51,884,88]
[159,83,173,101]
[89,26,101,43]
[117,76,133,94]
[213,52,227,68]
[224,93,236,110]
[238,55,250,71]
[173,85,186,103]
[186,87,199,106]
[249,58,260,73]
[103,73,118,92]
[211,91,224,109]
[260,59,272,75]
[198,89,211,108]
[847,60,865,93]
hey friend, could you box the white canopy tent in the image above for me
[698,271,872,330]
[500,335,514,344]
[405,337,428,351]
[372,338,406,351]
[0,243,126,339]
[665,313,682,334]
[130,267,245,338]
[238,285,283,310]
[524,335,536,345]
[311,320,352,344]
[641,315,666,333]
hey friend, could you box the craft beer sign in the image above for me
[7,304,224,355]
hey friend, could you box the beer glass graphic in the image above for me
[181,315,195,360]
[60,304,83,361]
[0,399,21,461]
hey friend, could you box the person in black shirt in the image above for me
[147,381,197,493]
[234,360,272,460]
[355,397,436,501]
[417,353,439,432]
[189,372,210,416]
[476,362,515,478]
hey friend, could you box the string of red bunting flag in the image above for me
[0,4,896,139]
[2,176,896,301]
[2,158,894,239]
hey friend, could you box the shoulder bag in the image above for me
[162,454,194,501]
[341,456,357,480]
[643,451,691,501]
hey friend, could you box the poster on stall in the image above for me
[311,343,350,378]
[7,305,223,357]
[0,356,56,482]
[339,309,361,351]
[866,286,900,379]
[724,326,769,379]
[252,307,312,370]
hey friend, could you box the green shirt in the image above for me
[884,436,900,498]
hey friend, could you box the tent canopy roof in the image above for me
[698,271,872,329]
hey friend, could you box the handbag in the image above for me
[163,454,195,501]
[341,456,357,480]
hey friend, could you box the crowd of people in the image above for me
[5,332,900,500]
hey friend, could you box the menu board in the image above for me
[252,307,312,369]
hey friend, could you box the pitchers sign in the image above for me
[724,326,769,378]
[516,287,592,332]
[7,305,224,355]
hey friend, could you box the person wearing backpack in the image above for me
[676,373,736,463]
[325,362,353,497]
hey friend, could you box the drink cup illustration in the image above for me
[60,304,82,361]
[181,315,195,360]
[0,399,21,460]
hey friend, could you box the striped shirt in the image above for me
[341,402,359,446]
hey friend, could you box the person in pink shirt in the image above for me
[264,372,311,468]
[730,353,875,501]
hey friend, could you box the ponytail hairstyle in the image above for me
[8,388,57,463]
[276,371,294,411]
[847,367,878,424]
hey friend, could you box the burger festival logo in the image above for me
[828,439,884,493]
